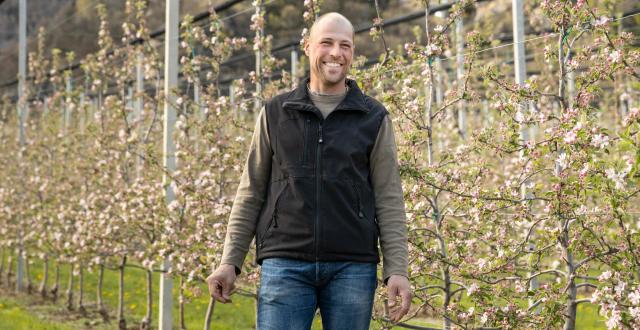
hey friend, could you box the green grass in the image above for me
[0,257,260,329]
[0,255,607,329]
[0,295,72,330]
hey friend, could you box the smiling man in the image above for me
[207,12,411,329]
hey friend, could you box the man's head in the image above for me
[304,12,355,93]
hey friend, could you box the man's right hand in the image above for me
[207,264,237,303]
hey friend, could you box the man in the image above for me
[207,12,411,329]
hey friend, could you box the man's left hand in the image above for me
[386,275,411,322]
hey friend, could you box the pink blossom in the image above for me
[606,310,621,330]
[630,289,640,305]
[591,134,610,149]
[608,50,622,64]
[600,270,613,281]
[467,283,479,296]
[605,169,626,190]
[563,130,577,144]
[595,16,610,28]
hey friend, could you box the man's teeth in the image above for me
[324,62,341,67]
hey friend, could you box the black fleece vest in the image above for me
[255,78,388,265]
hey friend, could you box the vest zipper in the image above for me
[259,180,288,249]
[315,123,323,260]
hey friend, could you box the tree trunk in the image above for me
[24,253,32,294]
[140,270,152,330]
[77,264,86,315]
[97,263,108,321]
[0,248,5,286]
[203,297,216,330]
[442,266,452,330]
[179,276,186,330]
[5,254,12,288]
[562,239,577,330]
[66,263,74,310]
[51,262,60,302]
[118,256,127,330]
[39,255,48,298]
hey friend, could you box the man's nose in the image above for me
[329,44,341,57]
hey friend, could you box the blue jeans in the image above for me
[257,257,378,330]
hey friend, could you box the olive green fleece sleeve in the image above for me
[220,108,271,274]
[370,115,409,284]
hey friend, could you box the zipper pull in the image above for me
[358,208,364,218]
[318,124,323,144]
[273,210,279,228]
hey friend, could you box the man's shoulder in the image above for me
[265,89,296,108]
[361,93,388,116]
[347,78,388,115]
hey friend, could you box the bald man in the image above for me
[207,12,411,329]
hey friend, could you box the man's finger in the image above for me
[387,286,398,307]
[399,290,411,317]
[222,281,233,303]
[212,280,227,303]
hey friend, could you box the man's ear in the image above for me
[303,38,310,57]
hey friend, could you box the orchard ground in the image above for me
[0,258,606,329]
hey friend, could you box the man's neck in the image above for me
[308,78,347,95]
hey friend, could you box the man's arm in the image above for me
[370,114,409,283]
[209,108,271,303]
[370,114,411,322]
[220,107,272,274]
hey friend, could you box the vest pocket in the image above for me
[351,181,365,220]
[259,180,289,249]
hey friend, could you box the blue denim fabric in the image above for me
[257,257,378,330]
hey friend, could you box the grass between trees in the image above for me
[0,255,606,329]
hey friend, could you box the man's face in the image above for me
[304,18,354,89]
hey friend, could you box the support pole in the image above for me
[16,0,27,293]
[513,0,527,140]
[254,0,264,112]
[435,58,443,106]
[567,68,575,109]
[43,97,49,117]
[482,99,490,127]
[291,48,299,89]
[160,0,179,329]
[127,86,134,123]
[512,0,538,300]
[230,82,236,119]
[64,77,72,134]
[80,79,87,134]
[135,52,144,178]
[194,80,202,152]
[455,12,466,139]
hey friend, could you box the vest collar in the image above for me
[284,77,370,114]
